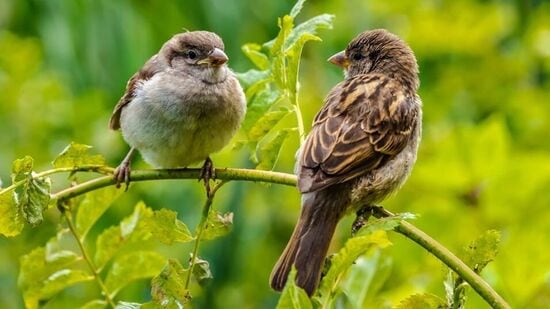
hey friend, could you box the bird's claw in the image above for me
[351,205,374,236]
[199,157,215,198]
[114,162,131,191]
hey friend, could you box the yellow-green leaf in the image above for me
[52,142,105,168]
[276,268,312,309]
[76,186,122,240]
[242,43,270,70]
[201,211,233,241]
[105,251,166,298]
[395,293,447,309]
[0,190,24,237]
[255,128,294,170]
[151,259,190,307]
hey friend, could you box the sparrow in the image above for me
[270,29,422,296]
[109,31,246,193]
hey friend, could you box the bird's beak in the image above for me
[198,48,228,66]
[328,50,349,69]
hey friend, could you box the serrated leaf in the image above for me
[316,230,392,305]
[105,251,166,298]
[191,256,213,287]
[276,268,312,309]
[19,246,93,309]
[285,14,334,51]
[143,208,194,244]
[52,142,105,168]
[95,202,193,269]
[395,293,447,309]
[81,299,107,309]
[248,110,290,142]
[255,128,294,170]
[235,69,270,90]
[201,211,233,241]
[242,43,270,70]
[76,186,122,240]
[17,173,51,227]
[151,259,190,307]
[11,156,33,183]
[461,229,500,273]
[0,190,24,236]
[44,231,79,263]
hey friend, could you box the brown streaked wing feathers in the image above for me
[298,74,418,193]
[109,55,162,130]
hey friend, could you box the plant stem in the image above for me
[185,181,226,290]
[51,168,296,201]
[61,206,116,308]
[0,165,112,195]
[370,207,510,309]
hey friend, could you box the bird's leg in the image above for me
[114,147,136,191]
[351,205,374,236]
[199,157,215,198]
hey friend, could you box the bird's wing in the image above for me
[298,73,419,193]
[109,55,163,130]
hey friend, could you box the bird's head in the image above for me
[328,29,419,90]
[163,31,229,83]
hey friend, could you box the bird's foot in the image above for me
[199,157,215,198]
[351,205,374,236]
[113,162,131,191]
[114,148,136,191]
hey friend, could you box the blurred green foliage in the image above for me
[0,0,549,308]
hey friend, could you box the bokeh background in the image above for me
[1,0,549,308]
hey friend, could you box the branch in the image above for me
[48,166,508,308]
[370,207,510,309]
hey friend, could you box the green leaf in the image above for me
[285,14,334,51]
[248,110,291,143]
[11,155,33,183]
[289,0,306,18]
[235,69,270,90]
[0,190,24,236]
[191,256,213,286]
[276,268,312,309]
[201,210,233,241]
[255,128,294,170]
[18,246,93,309]
[81,299,107,309]
[339,250,392,308]
[461,229,501,273]
[316,230,392,305]
[52,142,105,168]
[242,43,270,70]
[105,251,166,298]
[242,86,282,132]
[395,293,447,309]
[143,208,194,244]
[76,186,122,240]
[151,259,190,307]
[95,202,193,268]
[18,173,51,227]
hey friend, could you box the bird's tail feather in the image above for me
[270,190,347,296]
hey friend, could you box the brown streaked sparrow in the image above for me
[270,29,422,296]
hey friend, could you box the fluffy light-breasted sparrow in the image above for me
[110,31,246,190]
[270,29,422,295]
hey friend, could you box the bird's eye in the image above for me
[352,53,363,61]
[187,50,198,60]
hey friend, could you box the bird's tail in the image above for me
[270,189,348,296]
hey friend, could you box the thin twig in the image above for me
[185,181,227,290]
[60,203,116,308]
